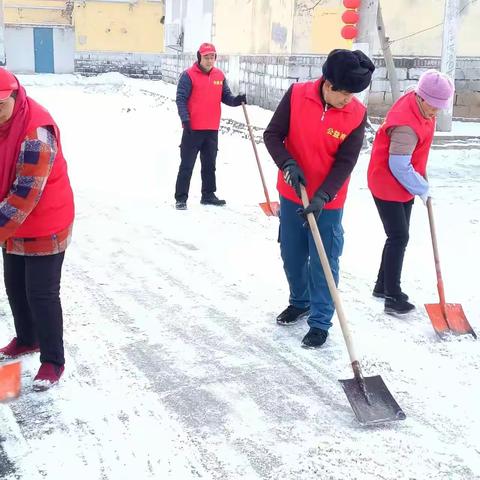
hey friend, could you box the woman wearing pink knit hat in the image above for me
[367,69,454,316]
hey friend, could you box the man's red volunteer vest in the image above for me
[187,63,225,130]
[367,91,435,202]
[15,98,74,238]
[278,78,366,209]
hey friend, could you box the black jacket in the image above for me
[263,83,367,200]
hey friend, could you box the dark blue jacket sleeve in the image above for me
[221,79,238,106]
[176,71,192,123]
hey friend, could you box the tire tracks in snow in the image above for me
[68,231,349,479]
[60,200,479,479]
[0,260,213,479]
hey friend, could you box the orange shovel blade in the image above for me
[0,361,21,401]
[425,303,477,339]
[259,201,280,217]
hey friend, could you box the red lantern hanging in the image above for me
[343,0,361,8]
[341,25,358,40]
[341,9,359,24]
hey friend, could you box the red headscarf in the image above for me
[0,83,31,200]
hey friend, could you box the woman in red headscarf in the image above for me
[0,67,74,391]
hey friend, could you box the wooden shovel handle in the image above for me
[426,198,448,317]
[300,186,360,367]
[241,103,274,207]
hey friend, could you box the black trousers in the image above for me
[373,197,414,296]
[175,129,219,202]
[3,250,65,366]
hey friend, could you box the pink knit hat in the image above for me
[415,70,454,109]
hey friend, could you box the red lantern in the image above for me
[343,0,361,8]
[341,25,358,40]
[342,9,359,24]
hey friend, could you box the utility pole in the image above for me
[353,0,379,105]
[437,0,459,132]
[377,2,400,103]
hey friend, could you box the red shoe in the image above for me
[33,363,65,391]
[0,337,40,360]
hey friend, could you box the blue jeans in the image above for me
[279,196,344,331]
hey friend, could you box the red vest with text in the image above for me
[187,63,225,130]
[15,98,75,238]
[367,91,435,202]
[278,78,366,209]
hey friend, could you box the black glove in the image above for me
[234,94,247,106]
[282,159,306,199]
[182,121,192,134]
[298,189,330,221]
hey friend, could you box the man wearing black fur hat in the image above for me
[174,42,246,210]
[264,49,375,348]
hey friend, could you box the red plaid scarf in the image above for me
[0,83,30,200]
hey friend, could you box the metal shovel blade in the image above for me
[425,303,477,339]
[339,375,406,426]
[0,361,21,402]
[259,201,280,217]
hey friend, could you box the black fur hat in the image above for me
[322,49,375,93]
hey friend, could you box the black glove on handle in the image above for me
[235,94,247,106]
[298,188,331,220]
[282,159,306,199]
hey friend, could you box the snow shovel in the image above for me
[424,198,477,339]
[0,361,21,402]
[300,186,406,426]
[241,103,280,216]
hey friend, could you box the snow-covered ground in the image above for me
[0,73,479,480]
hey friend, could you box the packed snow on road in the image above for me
[0,73,479,480]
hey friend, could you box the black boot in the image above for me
[384,295,415,315]
[276,305,309,325]
[200,194,226,206]
[301,328,328,349]
[175,200,187,210]
[373,285,409,301]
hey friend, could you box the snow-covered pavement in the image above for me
[0,74,479,480]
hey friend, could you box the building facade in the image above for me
[1,0,479,117]
[3,0,74,72]
[2,0,164,73]
[163,0,480,57]
[163,0,351,55]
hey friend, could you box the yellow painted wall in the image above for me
[310,7,350,53]
[292,0,480,57]
[4,0,70,25]
[266,0,295,54]
[212,0,350,55]
[212,0,480,57]
[213,0,294,54]
[74,0,164,53]
[212,0,254,53]
[4,0,479,57]
[292,0,350,54]
[381,0,480,57]
[4,0,164,53]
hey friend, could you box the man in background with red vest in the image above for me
[174,42,246,210]
[367,70,454,315]
[264,49,374,348]
[0,68,74,390]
